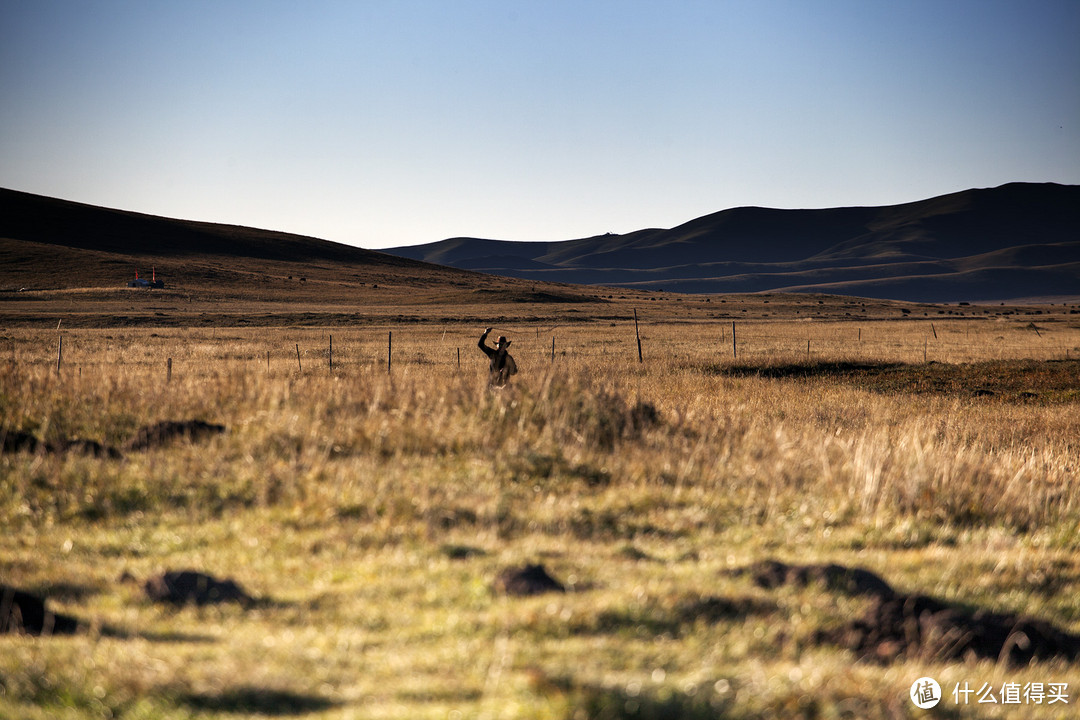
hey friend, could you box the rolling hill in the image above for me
[0,187,620,326]
[385,183,1080,302]
[0,187,515,301]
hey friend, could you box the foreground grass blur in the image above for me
[2,318,1079,719]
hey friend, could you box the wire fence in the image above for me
[7,317,1079,383]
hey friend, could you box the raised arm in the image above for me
[478,327,495,357]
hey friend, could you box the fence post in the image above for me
[167,357,172,383]
[56,335,63,374]
[329,335,333,371]
[388,331,392,373]
[731,322,736,360]
[296,343,302,372]
[551,336,555,362]
[634,308,643,363]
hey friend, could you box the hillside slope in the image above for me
[386,183,1080,302]
[0,187,621,326]
[0,187,485,297]
[0,187,412,265]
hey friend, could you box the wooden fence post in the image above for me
[551,336,555,362]
[634,308,643,363]
[296,343,302,372]
[329,335,333,370]
[167,358,172,383]
[388,331,392,373]
[56,335,63,374]
[731,322,736,360]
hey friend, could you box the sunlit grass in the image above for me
[2,317,1079,718]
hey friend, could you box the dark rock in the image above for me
[494,564,565,596]
[126,420,226,451]
[144,570,254,606]
[0,584,80,635]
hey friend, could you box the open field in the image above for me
[3,304,1080,719]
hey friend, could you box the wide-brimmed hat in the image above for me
[496,336,509,347]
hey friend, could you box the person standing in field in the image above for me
[478,327,518,387]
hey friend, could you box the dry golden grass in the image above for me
[2,311,1079,719]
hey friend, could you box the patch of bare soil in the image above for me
[470,288,602,304]
[710,359,1080,403]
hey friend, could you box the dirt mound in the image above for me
[739,559,1080,665]
[125,420,225,451]
[54,438,123,458]
[2,420,223,456]
[823,593,1080,665]
[494,564,565,596]
[1,584,80,635]
[144,570,255,606]
[1,428,41,454]
[738,560,896,598]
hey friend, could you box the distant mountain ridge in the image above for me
[385,183,1080,302]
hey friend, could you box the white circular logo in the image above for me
[910,677,941,709]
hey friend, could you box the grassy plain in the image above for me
[2,295,1080,719]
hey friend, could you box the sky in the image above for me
[1,1,1078,250]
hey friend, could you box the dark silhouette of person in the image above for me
[478,327,518,386]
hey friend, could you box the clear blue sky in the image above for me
[2,1,1078,249]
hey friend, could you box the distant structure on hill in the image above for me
[128,268,164,289]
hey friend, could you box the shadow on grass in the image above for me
[572,595,774,639]
[175,686,340,715]
[707,360,903,380]
[549,677,964,720]
[100,626,218,643]
[565,685,724,720]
